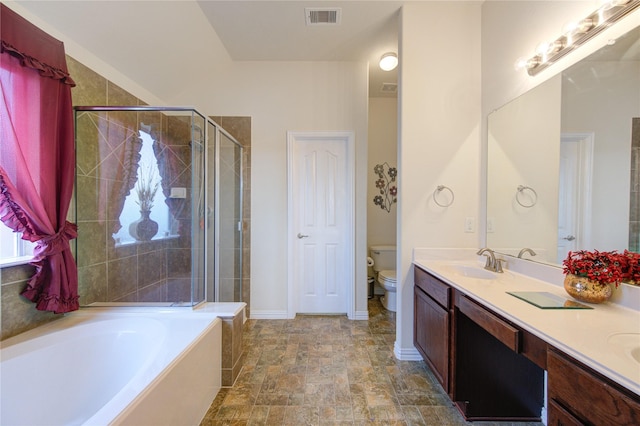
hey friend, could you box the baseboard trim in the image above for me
[394,342,423,361]
[351,310,369,320]
[249,310,289,319]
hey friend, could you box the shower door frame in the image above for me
[211,123,244,303]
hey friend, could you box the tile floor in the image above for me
[200,296,544,425]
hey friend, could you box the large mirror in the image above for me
[487,24,640,266]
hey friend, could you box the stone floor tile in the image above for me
[200,296,542,426]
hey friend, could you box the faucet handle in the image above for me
[495,258,505,273]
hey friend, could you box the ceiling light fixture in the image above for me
[517,0,639,76]
[379,52,398,71]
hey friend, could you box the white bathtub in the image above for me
[0,308,222,426]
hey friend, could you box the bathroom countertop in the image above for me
[413,256,640,397]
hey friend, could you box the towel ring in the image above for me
[433,185,454,207]
[516,185,537,208]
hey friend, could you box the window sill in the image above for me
[0,255,33,269]
[114,234,180,248]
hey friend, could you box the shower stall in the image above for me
[74,107,243,306]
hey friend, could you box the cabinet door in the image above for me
[415,287,449,391]
[547,400,584,426]
[548,349,640,425]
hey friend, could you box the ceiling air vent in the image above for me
[381,83,398,93]
[305,7,341,25]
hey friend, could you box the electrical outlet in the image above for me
[464,217,475,233]
[487,217,495,233]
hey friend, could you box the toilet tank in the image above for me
[369,245,397,272]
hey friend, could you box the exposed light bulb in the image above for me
[599,0,632,10]
[517,0,638,76]
[379,52,398,71]
[577,18,595,33]
[535,42,551,62]
[563,19,594,45]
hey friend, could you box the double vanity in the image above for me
[413,250,640,425]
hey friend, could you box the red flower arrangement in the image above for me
[562,250,624,288]
[619,250,640,285]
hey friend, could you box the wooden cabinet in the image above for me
[547,348,640,425]
[414,266,452,393]
[414,263,640,424]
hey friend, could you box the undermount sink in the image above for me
[607,333,640,365]
[450,265,496,280]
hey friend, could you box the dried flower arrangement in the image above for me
[134,164,159,212]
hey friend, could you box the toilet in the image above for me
[369,245,397,312]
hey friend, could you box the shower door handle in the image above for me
[297,233,309,239]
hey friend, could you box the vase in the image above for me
[563,274,612,304]
[129,210,158,241]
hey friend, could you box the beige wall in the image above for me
[397,1,483,355]
[175,61,370,319]
[367,97,398,249]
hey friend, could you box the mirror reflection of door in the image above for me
[557,133,594,263]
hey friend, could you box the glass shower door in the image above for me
[217,131,243,302]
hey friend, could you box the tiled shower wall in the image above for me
[630,117,640,253]
[75,108,194,305]
[1,56,251,339]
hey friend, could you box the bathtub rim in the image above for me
[1,307,222,426]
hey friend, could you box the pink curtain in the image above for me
[0,4,78,313]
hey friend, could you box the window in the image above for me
[0,224,34,266]
[112,130,173,245]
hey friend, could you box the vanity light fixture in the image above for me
[517,0,639,76]
[379,52,398,71]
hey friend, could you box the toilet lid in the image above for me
[379,270,396,283]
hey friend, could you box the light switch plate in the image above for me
[464,217,475,233]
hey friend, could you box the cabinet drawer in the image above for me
[456,294,520,352]
[548,349,640,425]
[414,266,450,308]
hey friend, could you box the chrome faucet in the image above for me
[517,248,537,258]
[476,247,504,273]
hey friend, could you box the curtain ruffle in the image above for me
[1,41,75,86]
[22,274,80,313]
[0,170,36,241]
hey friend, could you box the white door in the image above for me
[287,132,354,316]
[557,133,593,262]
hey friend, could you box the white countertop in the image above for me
[413,251,640,397]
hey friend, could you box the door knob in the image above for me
[563,235,576,241]
[297,233,309,239]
